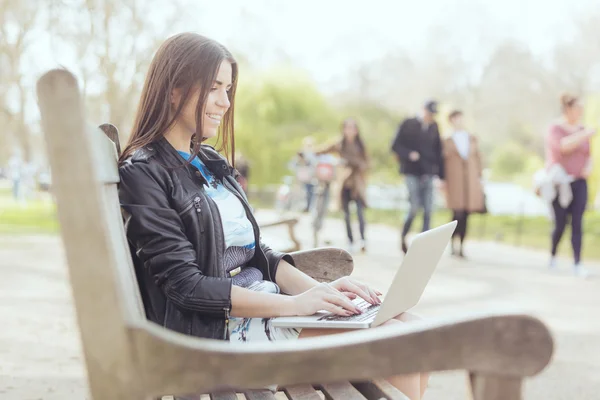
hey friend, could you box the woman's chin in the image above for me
[202,129,218,140]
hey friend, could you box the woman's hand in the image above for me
[289,283,363,316]
[330,277,382,305]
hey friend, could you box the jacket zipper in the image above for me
[200,189,232,333]
[193,196,205,233]
[223,307,230,340]
[178,199,195,216]
[178,196,205,233]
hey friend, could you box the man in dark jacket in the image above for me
[391,100,444,253]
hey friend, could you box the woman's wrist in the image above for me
[278,294,298,317]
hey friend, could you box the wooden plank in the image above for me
[353,380,409,400]
[469,373,523,400]
[38,68,142,399]
[282,385,321,400]
[131,313,553,397]
[210,392,239,400]
[289,248,353,282]
[90,126,120,183]
[99,123,122,157]
[319,382,366,400]
[244,390,277,399]
[259,218,298,228]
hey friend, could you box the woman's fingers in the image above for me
[327,285,362,309]
[324,293,361,314]
[368,288,382,305]
[336,280,373,304]
[321,302,352,316]
[341,291,358,299]
[349,279,382,304]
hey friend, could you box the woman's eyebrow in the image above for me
[215,80,232,87]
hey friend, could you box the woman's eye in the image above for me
[211,87,218,91]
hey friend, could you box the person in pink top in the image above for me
[545,94,595,277]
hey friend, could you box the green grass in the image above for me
[329,207,600,260]
[0,188,59,235]
[2,186,599,260]
[250,189,600,259]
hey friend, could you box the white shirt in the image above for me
[452,131,470,159]
[180,151,255,250]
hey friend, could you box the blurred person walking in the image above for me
[7,151,23,202]
[391,100,444,253]
[317,118,369,253]
[291,136,318,212]
[440,110,485,259]
[234,152,250,194]
[545,94,595,277]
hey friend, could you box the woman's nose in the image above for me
[217,90,230,108]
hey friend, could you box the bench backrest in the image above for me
[37,69,145,393]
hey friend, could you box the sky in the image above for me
[189,0,598,86]
[30,0,599,83]
[14,0,600,123]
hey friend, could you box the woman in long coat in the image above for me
[441,110,485,258]
[317,118,369,253]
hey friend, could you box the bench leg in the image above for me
[469,373,523,400]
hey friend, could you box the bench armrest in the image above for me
[128,312,553,397]
[260,218,301,252]
[289,248,353,282]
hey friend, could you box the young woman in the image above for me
[440,110,485,258]
[118,33,428,399]
[317,118,369,253]
[545,94,595,277]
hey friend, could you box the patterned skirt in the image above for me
[228,280,301,343]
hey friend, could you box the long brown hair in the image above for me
[560,93,578,112]
[119,33,238,164]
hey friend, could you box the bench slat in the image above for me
[209,392,239,400]
[244,389,277,399]
[319,382,367,400]
[470,373,523,400]
[282,385,321,400]
[353,380,410,400]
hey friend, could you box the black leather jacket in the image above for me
[119,138,293,340]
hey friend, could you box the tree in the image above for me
[228,68,339,186]
[49,0,192,139]
[0,0,42,163]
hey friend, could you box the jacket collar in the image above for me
[130,137,236,180]
[156,138,235,180]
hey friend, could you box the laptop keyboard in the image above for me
[316,298,381,323]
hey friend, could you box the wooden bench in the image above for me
[254,213,301,253]
[37,68,554,400]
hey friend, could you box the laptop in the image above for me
[271,221,457,329]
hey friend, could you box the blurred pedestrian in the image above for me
[391,100,444,253]
[545,93,595,277]
[317,118,369,253]
[292,136,318,212]
[440,110,485,258]
[235,152,250,194]
[7,151,23,202]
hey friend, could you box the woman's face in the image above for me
[174,60,233,139]
[565,100,584,124]
[451,115,465,130]
[343,120,358,139]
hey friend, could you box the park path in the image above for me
[0,212,598,399]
